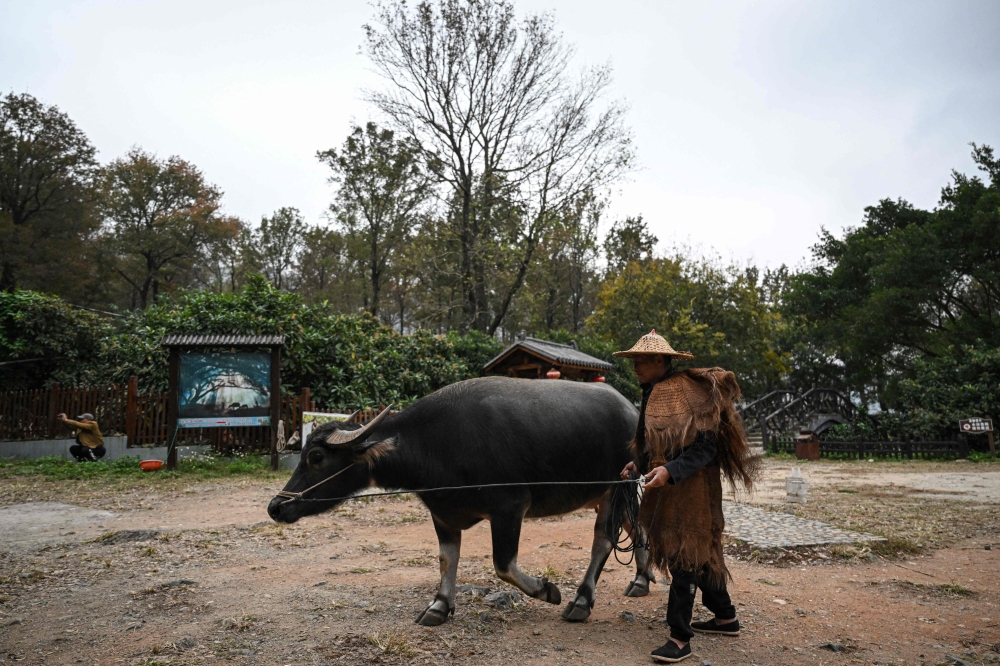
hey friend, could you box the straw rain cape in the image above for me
[632,368,758,587]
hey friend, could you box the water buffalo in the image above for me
[267,376,654,625]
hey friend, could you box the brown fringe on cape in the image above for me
[632,367,760,587]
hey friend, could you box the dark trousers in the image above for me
[70,445,106,462]
[667,567,736,642]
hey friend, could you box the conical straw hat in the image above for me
[613,329,694,360]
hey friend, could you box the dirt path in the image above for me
[1,461,998,665]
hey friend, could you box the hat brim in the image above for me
[612,350,694,360]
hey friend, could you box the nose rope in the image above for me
[275,462,357,504]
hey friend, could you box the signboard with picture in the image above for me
[177,352,272,428]
[301,411,353,443]
[162,334,284,471]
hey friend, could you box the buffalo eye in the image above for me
[307,449,325,466]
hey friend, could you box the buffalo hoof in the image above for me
[415,605,452,626]
[560,597,591,622]
[538,578,562,605]
[624,576,650,598]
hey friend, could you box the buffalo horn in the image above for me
[325,407,393,446]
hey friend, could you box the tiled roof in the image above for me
[160,334,285,347]
[484,337,612,372]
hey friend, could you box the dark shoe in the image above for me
[691,617,740,636]
[651,641,691,663]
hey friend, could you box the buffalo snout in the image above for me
[267,496,299,523]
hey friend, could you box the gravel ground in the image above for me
[1,458,998,666]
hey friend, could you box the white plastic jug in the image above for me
[785,467,808,503]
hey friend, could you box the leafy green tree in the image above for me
[589,254,786,397]
[295,225,367,311]
[195,216,250,294]
[318,123,433,318]
[0,289,113,390]
[889,344,1000,441]
[99,147,230,309]
[603,215,657,276]
[784,143,1000,406]
[0,93,99,294]
[245,207,306,291]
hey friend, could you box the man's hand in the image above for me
[643,465,670,488]
[620,461,638,480]
[57,413,68,422]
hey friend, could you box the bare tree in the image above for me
[363,0,632,333]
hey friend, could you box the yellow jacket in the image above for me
[64,419,104,448]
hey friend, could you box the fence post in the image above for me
[125,376,138,448]
[270,346,281,471]
[958,433,969,459]
[757,406,771,454]
[300,387,310,440]
[47,382,61,439]
[167,348,180,471]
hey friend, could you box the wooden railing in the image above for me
[769,434,968,459]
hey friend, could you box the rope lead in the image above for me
[605,471,647,566]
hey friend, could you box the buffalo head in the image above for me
[267,409,395,523]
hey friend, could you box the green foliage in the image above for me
[318,122,433,317]
[443,329,504,373]
[588,254,788,397]
[100,275,489,407]
[602,215,657,276]
[783,144,1000,405]
[889,344,1000,441]
[0,92,100,294]
[0,289,113,390]
[98,147,230,309]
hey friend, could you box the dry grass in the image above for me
[367,630,416,657]
[402,556,431,567]
[537,563,562,580]
[778,485,1000,550]
[221,614,258,632]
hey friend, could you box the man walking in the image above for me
[60,412,106,462]
[616,330,758,663]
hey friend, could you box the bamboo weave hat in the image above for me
[613,329,694,360]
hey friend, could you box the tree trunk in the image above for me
[0,261,15,292]
[459,184,476,332]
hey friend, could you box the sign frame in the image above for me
[162,335,284,471]
[959,417,996,458]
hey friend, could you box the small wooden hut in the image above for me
[483,334,612,381]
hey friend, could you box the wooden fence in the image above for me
[769,435,968,459]
[0,383,129,441]
[0,379,315,454]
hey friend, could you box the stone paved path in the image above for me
[723,501,883,548]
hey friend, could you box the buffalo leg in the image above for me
[624,519,656,597]
[562,497,613,621]
[416,516,461,626]
[490,512,561,605]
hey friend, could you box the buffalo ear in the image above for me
[353,437,396,468]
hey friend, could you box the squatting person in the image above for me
[59,412,106,462]
[616,330,758,663]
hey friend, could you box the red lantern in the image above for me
[546,368,561,379]
[593,375,606,383]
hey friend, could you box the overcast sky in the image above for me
[3,0,998,267]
